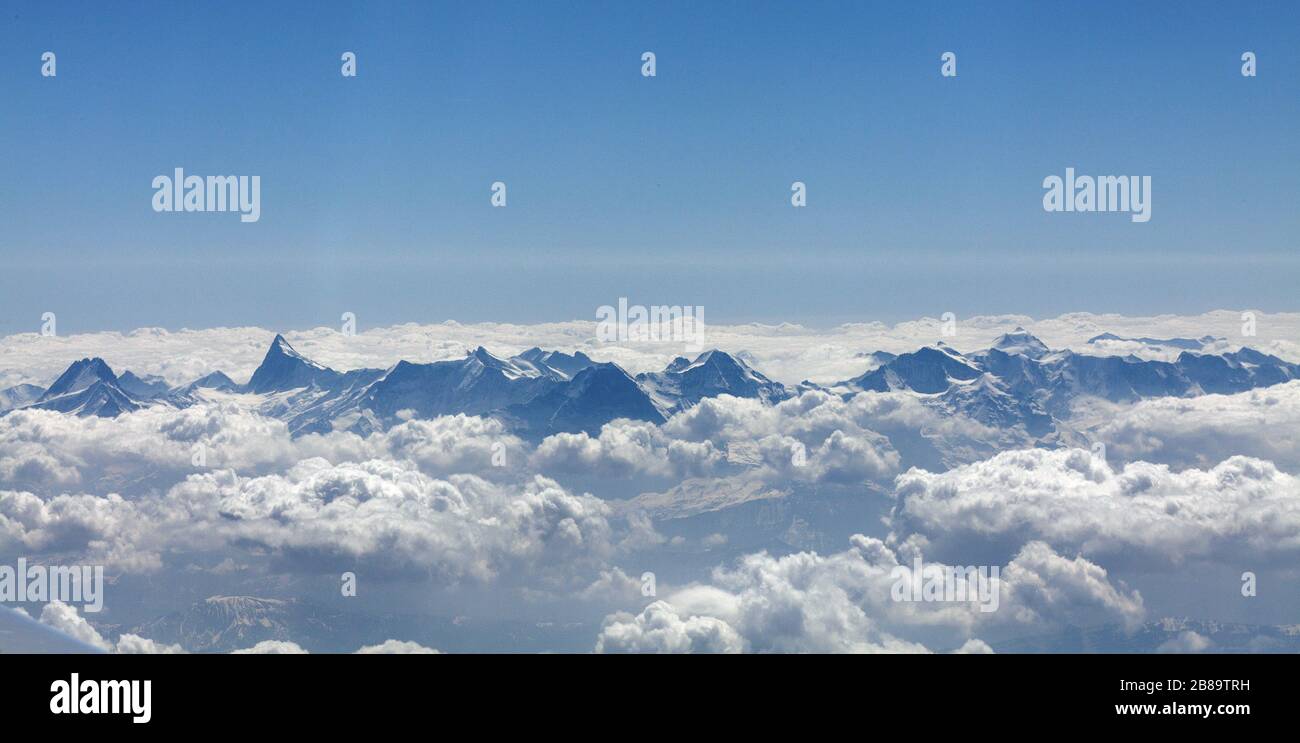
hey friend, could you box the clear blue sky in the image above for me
[1,1,1297,334]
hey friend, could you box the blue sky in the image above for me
[1,1,1297,334]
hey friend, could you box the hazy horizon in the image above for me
[3,1,1298,332]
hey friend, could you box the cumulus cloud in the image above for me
[1091,381,1300,472]
[39,600,112,650]
[579,567,649,605]
[890,448,1300,566]
[601,390,1024,521]
[531,420,724,479]
[0,404,344,497]
[231,640,309,654]
[0,386,928,597]
[663,390,1016,480]
[38,600,443,654]
[113,633,188,654]
[7,313,1298,653]
[380,415,528,476]
[998,541,1145,631]
[588,392,910,486]
[952,639,995,654]
[596,534,1140,653]
[0,405,526,497]
[595,601,744,654]
[354,639,441,654]
[185,461,616,582]
[1156,630,1214,654]
[5,456,626,589]
[239,639,443,654]
[0,390,907,513]
[1,490,162,571]
[39,601,185,653]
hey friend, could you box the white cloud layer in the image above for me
[4,457,626,588]
[596,535,1143,653]
[6,312,1298,653]
[0,405,529,497]
[1090,381,1300,472]
[39,601,184,654]
[891,449,1300,566]
[4,310,1297,389]
[37,601,439,655]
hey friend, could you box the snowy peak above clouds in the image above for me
[636,349,789,413]
[179,370,238,393]
[517,347,597,380]
[116,370,171,399]
[22,355,205,418]
[246,334,344,393]
[846,346,983,394]
[332,351,559,423]
[468,346,539,379]
[663,356,693,373]
[1087,332,1221,351]
[257,339,652,438]
[33,378,141,417]
[990,327,1051,359]
[24,357,142,418]
[40,357,119,399]
[833,334,1300,435]
[507,362,666,436]
[9,330,1300,443]
[285,345,776,438]
[0,383,44,412]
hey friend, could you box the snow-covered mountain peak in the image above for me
[515,348,596,380]
[990,328,1050,358]
[928,343,971,361]
[664,356,693,373]
[635,349,787,413]
[41,357,119,400]
[246,334,341,393]
[469,346,543,380]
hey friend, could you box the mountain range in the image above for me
[810,327,1299,435]
[4,329,1297,441]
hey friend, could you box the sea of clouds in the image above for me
[4,310,1299,389]
[3,310,1299,652]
